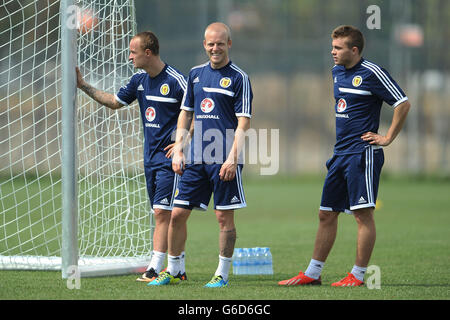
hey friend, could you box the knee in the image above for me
[216,211,235,230]
[170,207,190,226]
[318,210,338,224]
[353,208,374,225]
[153,209,170,222]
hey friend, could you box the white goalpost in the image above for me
[0,0,153,277]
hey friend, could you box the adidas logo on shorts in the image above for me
[230,196,240,203]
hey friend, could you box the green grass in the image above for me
[0,174,449,300]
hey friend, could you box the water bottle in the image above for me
[242,248,251,275]
[232,248,241,275]
[248,248,257,275]
[254,247,263,275]
[262,247,273,275]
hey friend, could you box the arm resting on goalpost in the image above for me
[76,67,123,110]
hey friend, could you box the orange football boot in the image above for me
[278,271,322,286]
[331,273,364,287]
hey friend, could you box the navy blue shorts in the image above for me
[320,146,384,214]
[173,163,246,211]
[144,164,179,211]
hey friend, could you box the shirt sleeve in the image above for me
[233,73,253,118]
[181,72,194,111]
[368,66,408,108]
[115,74,138,106]
[175,75,187,103]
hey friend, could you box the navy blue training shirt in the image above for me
[332,58,408,155]
[115,64,187,166]
[181,61,253,164]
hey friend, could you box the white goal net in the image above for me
[0,0,153,276]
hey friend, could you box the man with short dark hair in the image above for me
[279,25,411,287]
[76,31,188,283]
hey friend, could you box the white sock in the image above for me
[351,265,367,282]
[147,250,166,273]
[305,259,325,280]
[215,255,232,282]
[180,251,186,274]
[167,254,182,276]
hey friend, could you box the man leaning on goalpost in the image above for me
[279,25,410,287]
[76,31,190,283]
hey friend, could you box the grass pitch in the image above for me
[0,174,449,301]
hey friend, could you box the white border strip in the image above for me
[202,87,235,97]
[115,94,129,106]
[145,95,179,103]
[339,87,372,95]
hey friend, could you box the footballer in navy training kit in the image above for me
[149,22,253,288]
[173,53,251,213]
[76,31,189,283]
[279,25,411,287]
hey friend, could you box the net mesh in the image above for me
[0,0,152,271]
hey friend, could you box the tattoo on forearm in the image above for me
[80,83,96,97]
[80,83,116,108]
